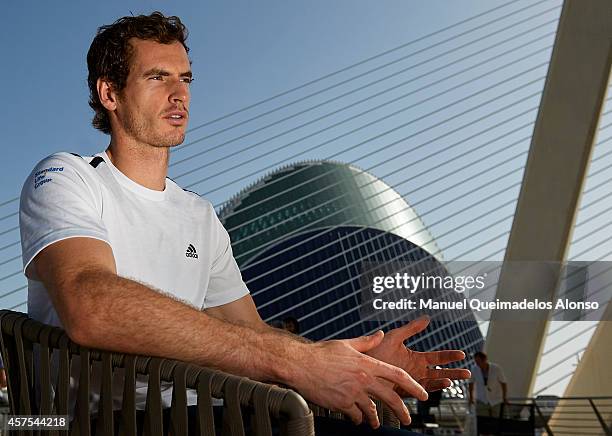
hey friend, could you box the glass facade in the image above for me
[220,161,442,267]
[242,226,483,358]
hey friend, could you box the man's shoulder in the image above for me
[23,151,101,191]
[30,151,101,175]
[489,362,504,372]
[165,179,215,212]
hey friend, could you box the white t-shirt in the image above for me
[19,151,250,411]
[470,362,506,405]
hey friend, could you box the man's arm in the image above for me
[35,237,427,428]
[501,382,508,403]
[204,294,269,330]
[497,365,508,403]
[206,294,471,395]
[204,294,310,342]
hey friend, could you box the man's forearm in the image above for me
[50,267,436,427]
[67,270,303,384]
[245,320,311,344]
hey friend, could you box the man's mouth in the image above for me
[163,110,188,126]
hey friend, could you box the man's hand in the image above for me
[367,316,471,394]
[289,331,428,429]
[207,299,425,428]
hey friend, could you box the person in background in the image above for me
[282,316,300,335]
[269,319,285,329]
[468,351,508,418]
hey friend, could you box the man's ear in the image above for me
[97,78,118,111]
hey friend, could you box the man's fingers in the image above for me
[425,368,471,380]
[375,361,428,401]
[368,379,411,426]
[419,378,452,392]
[343,404,364,426]
[355,396,380,429]
[345,330,384,352]
[421,350,467,365]
[390,315,430,342]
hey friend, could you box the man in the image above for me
[468,351,508,418]
[283,316,300,335]
[19,12,470,434]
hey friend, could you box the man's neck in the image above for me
[106,140,169,191]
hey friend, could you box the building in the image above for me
[219,161,483,362]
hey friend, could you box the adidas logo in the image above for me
[185,244,199,259]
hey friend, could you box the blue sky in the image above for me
[1,0,510,194]
[1,0,571,259]
[1,0,610,397]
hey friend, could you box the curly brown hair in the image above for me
[87,12,190,134]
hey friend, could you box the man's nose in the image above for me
[169,81,189,106]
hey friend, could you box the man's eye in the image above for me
[181,77,194,84]
[150,76,163,81]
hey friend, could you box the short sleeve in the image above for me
[495,364,506,384]
[19,154,110,279]
[202,211,250,308]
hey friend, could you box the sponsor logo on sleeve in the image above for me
[33,166,64,189]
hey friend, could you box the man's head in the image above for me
[87,12,192,148]
[474,351,488,369]
[283,317,300,335]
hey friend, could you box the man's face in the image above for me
[474,356,487,369]
[285,321,298,334]
[113,38,191,148]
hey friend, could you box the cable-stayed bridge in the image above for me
[1,0,610,432]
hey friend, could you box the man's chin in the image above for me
[169,137,185,147]
[160,131,186,148]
